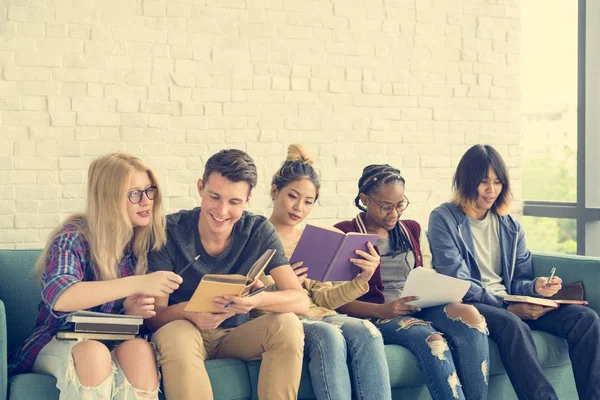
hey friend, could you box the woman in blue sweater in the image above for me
[428,144,600,400]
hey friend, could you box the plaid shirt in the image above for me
[8,219,136,376]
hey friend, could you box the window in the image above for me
[521,216,576,255]
[521,0,577,203]
[522,0,600,256]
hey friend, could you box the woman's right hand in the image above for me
[351,242,380,284]
[376,296,420,319]
[136,271,183,297]
[291,261,308,285]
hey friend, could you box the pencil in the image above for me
[178,255,200,276]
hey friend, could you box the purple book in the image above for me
[289,224,379,281]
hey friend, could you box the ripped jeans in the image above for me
[373,304,489,400]
[302,315,392,400]
[32,337,159,400]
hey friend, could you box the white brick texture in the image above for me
[0,0,521,249]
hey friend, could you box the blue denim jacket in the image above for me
[428,202,538,308]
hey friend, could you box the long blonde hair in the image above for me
[35,153,166,280]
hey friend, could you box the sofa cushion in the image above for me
[0,250,42,354]
[488,330,571,375]
[8,373,58,400]
[8,359,252,400]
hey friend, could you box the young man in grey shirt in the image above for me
[147,149,309,400]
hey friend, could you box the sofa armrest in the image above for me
[1,299,7,400]
[532,252,600,314]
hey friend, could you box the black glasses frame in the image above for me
[364,194,410,214]
[127,186,158,204]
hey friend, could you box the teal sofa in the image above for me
[2,249,598,399]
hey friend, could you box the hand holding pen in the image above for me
[545,267,557,288]
[535,266,562,297]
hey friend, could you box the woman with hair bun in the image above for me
[268,144,392,400]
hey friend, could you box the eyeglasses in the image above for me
[365,194,410,214]
[127,186,157,204]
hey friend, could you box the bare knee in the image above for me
[445,303,488,334]
[426,333,449,361]
[427,333,444,343]
[71,340,112,387]
[115,339,158,392]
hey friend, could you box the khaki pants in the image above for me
[151,313,304,400]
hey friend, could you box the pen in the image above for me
[223,286,266,308]
[178,255,200,276]
[545,267,556,288]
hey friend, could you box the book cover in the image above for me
[502,295,560,308]
[289,224,379,282]
[56,331,136,341]
[184,248,276,313]
[400,268,470,308]
[67,311,143,326]
[73,322,140,335]
[503,295,589,308]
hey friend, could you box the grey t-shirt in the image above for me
[377,238,416,303]
[148,207,289,328]
[467,212,508,296]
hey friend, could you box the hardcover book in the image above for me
[56,331,136,341]
[73,323,140,335]
[184,248,276,313]
[289,224,379,282]
[502,295,588,308]
[66,311,143,326]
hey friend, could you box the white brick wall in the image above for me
[0,0,521,249]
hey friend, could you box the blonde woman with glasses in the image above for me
[8,153,182,400]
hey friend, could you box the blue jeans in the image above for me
[473,303,600,400]
[302,315,392,400]
[373,305,489,400]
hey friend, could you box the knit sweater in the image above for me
[334,212,433,305]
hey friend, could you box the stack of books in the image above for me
[56,311,143,341]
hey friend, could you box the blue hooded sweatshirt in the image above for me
[428,202,538,308]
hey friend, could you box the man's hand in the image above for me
[291,261,308,285]
[507,303,555,320]
[376,296,420,319]
[534,276,563,297]
[351,241,380,284]
[212,280,265,314]
[123,294,156,318]
[185,310,235,330]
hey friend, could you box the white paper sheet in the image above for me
[400,268,470,308]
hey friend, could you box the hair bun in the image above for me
[286,144,314,165]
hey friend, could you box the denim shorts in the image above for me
[32,337,159,400]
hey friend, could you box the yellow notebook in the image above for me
[503,295,588,308]
[184,249,276,313]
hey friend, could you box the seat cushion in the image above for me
[8,373,59,400]
[487,331,571,375]
[0,250,43,354]
[8,359,252,400]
